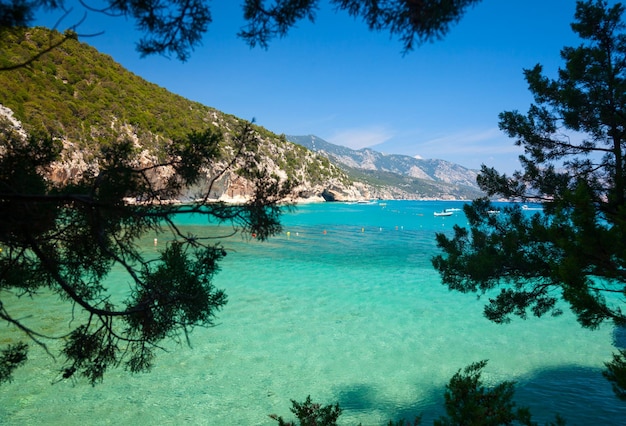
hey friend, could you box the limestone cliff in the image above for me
[0,28,481,202]
[0,103,365,203]
[0,28,366,203]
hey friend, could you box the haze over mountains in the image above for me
[0,27,484,201]
[288,135,484,200]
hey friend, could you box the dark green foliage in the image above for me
[1,0,482,62]
[125,242,227,343]
[432,0,626,400]
[168,129,222,185]
[604,349,626,401]
[241,0,482,52]
[434,360,532,426]
[269,395,342,426]
[387,417,422,426]
[271,362,562,426]
[0,343,28,384]
[0,27,340,192]
[0,27,219,144]
[0,28,332,387]
[432,199,565,324]
[0,116,290,384]
[1,0,208,61]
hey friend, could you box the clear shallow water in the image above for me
[1,200,625,425]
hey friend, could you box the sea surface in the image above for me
[1,200,625,425]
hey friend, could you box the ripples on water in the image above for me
[1,201,625,425]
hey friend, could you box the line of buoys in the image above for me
[280,224,412,238]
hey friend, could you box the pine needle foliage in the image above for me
[432,0,626,401]
[0,112,292,384]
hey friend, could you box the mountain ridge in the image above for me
[0,27,483,201]
[0,28,368,202]
[287,135,484,200]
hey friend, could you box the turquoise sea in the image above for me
[2,200,626,425]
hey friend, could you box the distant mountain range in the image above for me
[0,27,485,202]
[287,135,484,200]
[0,28,360,203]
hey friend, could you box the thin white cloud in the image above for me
[369,127,522,159]
[327,126,394,150]
[412,127,525,173]
[402,128,523,158]
[364,126,525,173]
[419,127,522,156]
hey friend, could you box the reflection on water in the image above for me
[1,201,625,425]
[613,326,626,349]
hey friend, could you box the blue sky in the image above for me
[36,1,591,174]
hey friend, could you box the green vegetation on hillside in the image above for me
[0,27,349,190]
[0,27,356,385]
[288,134,484,199]
[0,103,300,383]
[0,28,219,146]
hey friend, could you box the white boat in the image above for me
[434,211,453,217]
[522,205,543,211]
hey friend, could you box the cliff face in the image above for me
[288,135,480,189]
[0,28,482,202]
[288,135,484,200]
[0,103,366,203]
[0,28,366,203]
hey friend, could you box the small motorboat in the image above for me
[434,211,453,217]
[522,205,543,211]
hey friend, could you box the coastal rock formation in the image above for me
[321,187,352,202]
[0,104,365,203]
[0,29,480,202]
